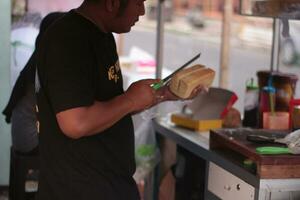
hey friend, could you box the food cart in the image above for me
[151,0,300,200]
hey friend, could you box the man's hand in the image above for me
[155,83,208,102]
[124,79,162,112]
[124,79,208,114]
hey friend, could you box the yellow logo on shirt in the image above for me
[108,61,120,83]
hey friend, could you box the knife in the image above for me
[246,134,286,144]
[151,53,201,90]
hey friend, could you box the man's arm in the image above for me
[56,79,205,139]
[56,79,159,139]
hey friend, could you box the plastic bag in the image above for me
[132,113,160,182]
[140,100,191,121]
[133,101,189,182]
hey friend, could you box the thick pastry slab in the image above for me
[169,65,215,99]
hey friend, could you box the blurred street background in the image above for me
[9,0,300,111]
[1,0,300,199]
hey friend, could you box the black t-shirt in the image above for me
[36,10,139,200]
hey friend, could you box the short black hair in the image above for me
[84,0,101,2]
[84,0,129,14]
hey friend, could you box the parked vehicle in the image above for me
[186,6,205,28]
[146,0,173,22]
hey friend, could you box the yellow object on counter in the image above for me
[171,114,222,132]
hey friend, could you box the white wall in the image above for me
[0,0,12,185]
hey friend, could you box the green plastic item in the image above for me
[243,159,257,172]
[243,159,253,166]
[151,80,164,90]
[256,146,291,155]
[136,144,155,157]
[246,78,258,90]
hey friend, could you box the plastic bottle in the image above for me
[243,78,259,128]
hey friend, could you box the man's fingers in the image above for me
[202,86,209,93]
[141,79,161,85]
[189,85,209,99]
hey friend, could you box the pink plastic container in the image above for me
[263,112,290,130]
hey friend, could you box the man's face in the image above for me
[111,0,146,33]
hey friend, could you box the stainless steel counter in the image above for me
[153,117,300,200]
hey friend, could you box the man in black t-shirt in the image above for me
[36,0,203,199]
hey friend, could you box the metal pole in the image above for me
[219,0,232,88]
[270,18,280,72]
[155,0,165,79]
[25,0,29,12]
[153,3,165,198]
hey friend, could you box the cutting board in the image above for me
[210,129,300,179]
